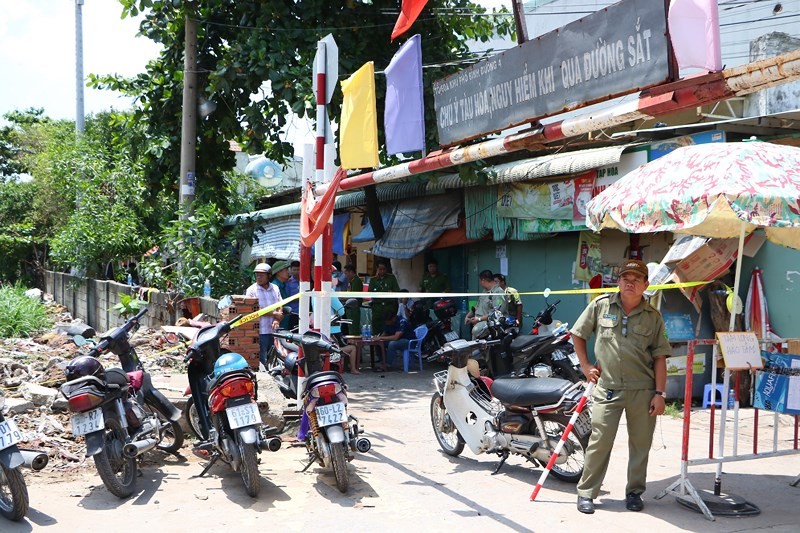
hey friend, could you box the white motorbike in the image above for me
[430,339,591,480]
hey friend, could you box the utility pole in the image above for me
[179,8,198,216]
[75,0,85,135]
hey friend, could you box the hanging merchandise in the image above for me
[575,231,602,282]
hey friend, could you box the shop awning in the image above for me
[427,145,631,191]
[250,217,301,261]
[372,195,461,259]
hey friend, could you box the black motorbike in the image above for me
[61,308,184,498]
[510,299,583,383]
[182,314,282,497]
[421,298,460,355]
[0,390,49,521]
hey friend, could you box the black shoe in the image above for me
[625,492,644,512]
[577,496,595,514]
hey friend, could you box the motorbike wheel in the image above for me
[330,442,349,493]
[182,397,203,439]
[236,436,260,498]
[552,360,583,383]
[143,403,185,454]
[429,393,465,457]
[94,417,137,498]
[0,464,29,521]
[539,413,589,483]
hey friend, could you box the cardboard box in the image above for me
[754,352,800,414]
[785,339,800,355]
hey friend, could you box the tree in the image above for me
[91,0,512,211]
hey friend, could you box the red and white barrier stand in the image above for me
[530,382,594,501]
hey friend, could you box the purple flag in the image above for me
[385,34,425,155]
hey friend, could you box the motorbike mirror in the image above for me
[217,295,233,310]
[543,288,551,299]
[73,334,87,347]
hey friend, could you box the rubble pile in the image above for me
[0,295,190,474]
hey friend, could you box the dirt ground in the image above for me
[6,366,800,533]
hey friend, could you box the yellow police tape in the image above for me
[226,281,708,330]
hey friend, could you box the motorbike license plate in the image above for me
[71,407,104,436]
[0,419,23,450]
[226,403,261,429]
[315,401,347,428]
[444,331,459,342]
[567,352,580,366]
[574,411,592,438]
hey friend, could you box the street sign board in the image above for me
[313,34,339,104]
[433,0,671,146]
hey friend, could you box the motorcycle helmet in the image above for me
[213,352,249,378]
[65,355,106,382]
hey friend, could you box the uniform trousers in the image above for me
[576,385,656,499]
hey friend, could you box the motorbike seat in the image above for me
[304,370,345,392]
[208,368,255,392]
[509,334,549,353]
[106,367,131,387]
[490,376,572,407]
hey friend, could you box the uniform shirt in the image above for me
[420,272,451,294]
[475,285,507,317]
[245,282,283,335]
[571,293,671,390]
[369,274,400,307]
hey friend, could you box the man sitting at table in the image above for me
[375,313,414,371]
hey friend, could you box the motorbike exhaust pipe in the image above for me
[355,437,371,453]
[18,449,49,471]
[123,438,158,459]
[260,437,282,452]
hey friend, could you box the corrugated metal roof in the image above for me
[427,145,631,191]
[226,182,439,226]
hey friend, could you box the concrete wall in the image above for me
[43,271,220,332]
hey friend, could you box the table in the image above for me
[344,336,386,371]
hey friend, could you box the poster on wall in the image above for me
[497,171,596,221]
[575,231,602,282]
[648,130,726,161]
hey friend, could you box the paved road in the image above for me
[7,367,800,532]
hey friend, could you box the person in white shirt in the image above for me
[245,263,284,367]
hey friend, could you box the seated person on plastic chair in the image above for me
[330,273,360,374]
[375,313,414,371]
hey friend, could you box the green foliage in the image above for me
[138,202,253,297]
[664,401,684,419]
[0,108,48,180]
[89,0,511,203]
[0,284,52,338]
[19,112,157,277]
[112,292,147,318]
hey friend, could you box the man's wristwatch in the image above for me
[654,390,666,398]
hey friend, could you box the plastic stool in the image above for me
[702,383,726,408]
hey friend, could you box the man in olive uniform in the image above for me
[571,259,671,515]
[369,260,400,334]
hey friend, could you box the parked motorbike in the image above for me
[511,299,583,382]
[0,390,49,521]
[182,314,281,498]
[272,330,371,493]
[422,298,461,355]
[267,304,352,402]
[430,338,591,480]
[60,308,184,498]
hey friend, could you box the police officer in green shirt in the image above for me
[571,259,671,515]
[369,260,400,334]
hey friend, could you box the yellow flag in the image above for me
[340,62,379,169]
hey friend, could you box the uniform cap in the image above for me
[619,259,648,279]
[271,260,290,274]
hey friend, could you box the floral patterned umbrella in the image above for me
[586,141,800,249]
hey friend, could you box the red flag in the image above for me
[391,0,428,41]
[300,167,346,248]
